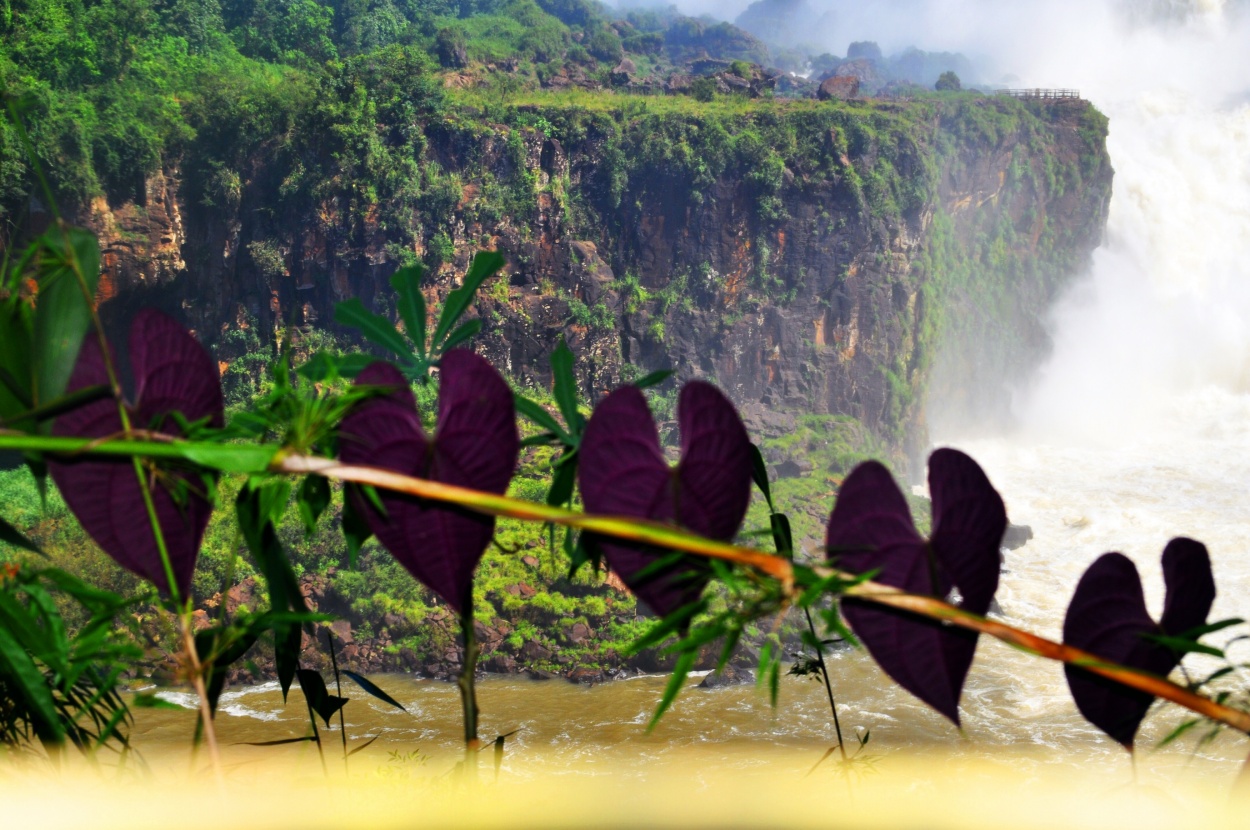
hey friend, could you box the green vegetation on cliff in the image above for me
[0,0,1112,681]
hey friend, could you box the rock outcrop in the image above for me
[82,95,1112,472]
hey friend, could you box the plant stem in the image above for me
[179,616,222,783]
[457,602,481,769]
[326,628,348,773]
[3,434,1249,738]
[304,692,327,776]
[804,606,846,761]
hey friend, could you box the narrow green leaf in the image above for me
[341,487,373,568]
[347,736,380,756]
[769,513,793,560]
[1177,618,1245,640]
[297,669,349,726]
[1156,718,1201,748]
[334,298,415,363]
[514,395,571,444]
[647,649,696,731]
[438,319,481,354]
[550,337,581,433]
[634,369,673,389]
[715,626,742,672]
[545,459,577,507]
[296,351,375,383]
[297,475,331,535]
[179,442,277,474]
[433,251,504,348]
[1145,634,1225,657]
[749,444,774,512]
[0,624,64,744]
[33,226,100,407]
[0,515,46,557]
[237,737,318,747]
[390,266,428,359]
[236,485,307,701]
[0,383,110,429]
[341,670,407,712]
[21,583,64,650]
[628,599,706,654]
[0,307,35,422]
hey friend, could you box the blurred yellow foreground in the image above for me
[3,746,1246,830]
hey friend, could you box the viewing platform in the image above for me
[995,88,1081,100]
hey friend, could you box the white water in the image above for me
[931,0,1250,757]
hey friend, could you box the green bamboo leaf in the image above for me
[1176,618,1245,640]
[297,475,331,535]
[348,736,380,756]
[545,459,577,507]
[341,670,407,712]
[297,669,349,726]
[1144,634,1225,657]
[769,513,793,560]
[749,444,774,512]
[0,623,64,744]
[550,337,581,433]
[438,319,481,354]
[178,442,278,473]
[647,649,696,731]
[514,395,571,444]
[21,583,64,652]
[341,487,373,569]
[1156,718,1200,748]
[32,226,99,407]
[391,266,428,359]
[0,383,110,429]
[334,298,416,363]
[628,599,706,654]
[0,515,46,557]
[236,485,307,701]
[0,302,35,423]
[237,736,318,747]
[433,251,504,347]
[634,369,673,389]
[297,352,376,383]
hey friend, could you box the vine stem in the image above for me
[458,602,482,763]
[803,606,846,761]
[277,455,1250,737]
[2,434,1248,739]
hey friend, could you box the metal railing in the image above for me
[995,88,1081,100]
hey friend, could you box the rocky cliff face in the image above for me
[83,95,1111,472]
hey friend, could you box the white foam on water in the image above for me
[930,0,1250,756]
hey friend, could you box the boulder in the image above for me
[1002,523,1033,550]
[817,75,859,101]
[698,664,754,688]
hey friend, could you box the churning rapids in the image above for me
[131,2,1250,785]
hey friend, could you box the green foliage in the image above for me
[689,76,716,103]
[935,70,961,91]
[0,561,141,757]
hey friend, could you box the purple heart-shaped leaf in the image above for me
[49,310,224,598]
[1063,538,1214,748]
[338,351,518,612]
[579,381,752,617]
[826,449,1006,725]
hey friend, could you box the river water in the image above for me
[125,1,1250,791]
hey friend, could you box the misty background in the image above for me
[612,0,1250,444]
